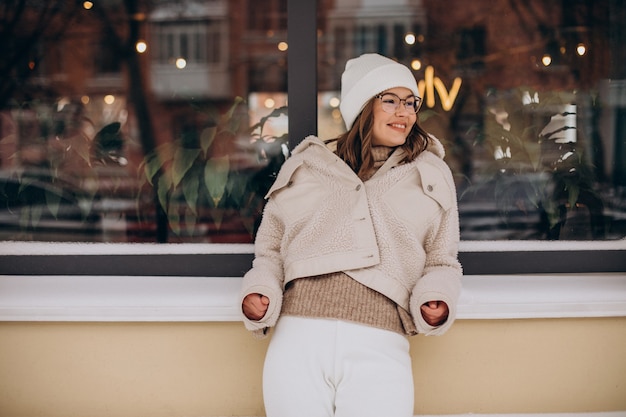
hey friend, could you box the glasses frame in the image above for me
[375,92,423,114]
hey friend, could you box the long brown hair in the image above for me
[335,98,430,178]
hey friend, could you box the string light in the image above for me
[136,41,147,53]
[264,98,275,109]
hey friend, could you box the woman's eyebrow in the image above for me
[384,91,417,99]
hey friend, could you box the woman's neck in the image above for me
[360,145,395,181]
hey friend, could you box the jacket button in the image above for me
[427,184,434,192]
[355,184,362,191]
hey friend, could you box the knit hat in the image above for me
[340,53,420,130]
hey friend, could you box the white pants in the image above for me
[263,316,414,417]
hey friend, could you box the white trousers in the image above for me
[263,316,414,417]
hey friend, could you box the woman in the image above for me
[240,53,462,417]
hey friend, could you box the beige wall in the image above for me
[0,318,625,417]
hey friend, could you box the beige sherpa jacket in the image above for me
[240,135,462,337]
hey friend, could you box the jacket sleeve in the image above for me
[240,197,286,338]
[410,162,463,336]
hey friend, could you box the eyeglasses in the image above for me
[375,93,422,114]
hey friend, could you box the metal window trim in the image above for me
[0,241,624,276]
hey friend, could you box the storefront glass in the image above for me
[0,0,624,243]
[0,0,289,243]
[317,0,626,240]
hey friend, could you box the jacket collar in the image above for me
[425,134,446,159]
[290,135,327,156]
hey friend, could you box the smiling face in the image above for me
[371,87,417,147]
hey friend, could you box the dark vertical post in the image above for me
[287,0,318,149]
[614,109,626,186]
[609,0,626,186]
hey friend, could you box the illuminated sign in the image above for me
[417,66,462,111]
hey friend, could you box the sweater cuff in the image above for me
[410,290,458,336]
[240,284,283,336]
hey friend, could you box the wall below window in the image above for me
[0,318,624,416]
[1,241,624,416]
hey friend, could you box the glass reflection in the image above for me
[0,0,624,242]
[317,0,626,241]
[0,0,288,243]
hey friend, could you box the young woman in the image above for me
[240,53,462,417]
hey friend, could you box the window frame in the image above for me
[0,0,625,320]
[0,240,625,276]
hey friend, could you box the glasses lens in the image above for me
[380,95,399,113]
[379,94,421,113]
[406,97,422,113]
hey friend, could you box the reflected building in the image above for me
[149,1,231,100]
[321,0,427,91]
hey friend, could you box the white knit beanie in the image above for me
[340,53,420,130]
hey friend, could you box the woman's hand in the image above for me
[242,293,270,321]
[420,300,449,327]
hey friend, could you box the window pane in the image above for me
[0,0,288,243]
[318,0,626,241]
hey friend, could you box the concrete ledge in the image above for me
[1,273,625,322]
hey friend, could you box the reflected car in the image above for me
[0,174,101,241]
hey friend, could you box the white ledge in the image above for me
[0,241,255,255]
[0,273,625,322]
[1,239,625,255]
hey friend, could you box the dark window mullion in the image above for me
[287,0,317,148]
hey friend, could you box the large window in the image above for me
[319,0,626,242]
[0,0,287,243]
[0,0,625,246]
